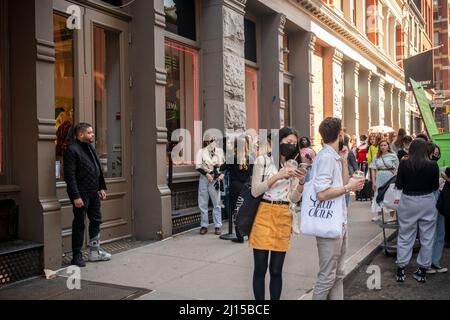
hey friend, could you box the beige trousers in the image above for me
[312,227,348,300]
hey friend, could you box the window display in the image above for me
[54,14,75,181]
[165,41,199,166]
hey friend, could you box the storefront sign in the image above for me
[404,50,434,91]
[410,78,439,138]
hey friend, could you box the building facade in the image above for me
[434,0,450,131]
[0,0,435,283]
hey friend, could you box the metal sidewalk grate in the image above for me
[0,276,152,300]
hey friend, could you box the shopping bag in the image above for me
[300,180,345,239]
[235,157,267,237]
[382,184,402,211]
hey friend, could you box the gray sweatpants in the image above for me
[396,193,438,269]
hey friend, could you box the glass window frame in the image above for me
[283,76,293,128]
[244,17,258,64]
[245,65,259,132]
[164,39,200,170]
[54,1,131,185]
[164,0,200,45]
[92,23,125,179]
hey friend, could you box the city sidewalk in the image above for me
[52,199,389,300]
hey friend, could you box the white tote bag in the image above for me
[382,184,402,211]
[300,180,345,239]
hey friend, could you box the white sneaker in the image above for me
[88,248,112,262]
[371,215,382,222]
[426,268,437,274]
[431,265,448,273]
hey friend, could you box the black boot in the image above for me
[71,252,86,268]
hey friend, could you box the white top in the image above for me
[312,144,347,224]
[195,147,225,173]
[251,155,302,203]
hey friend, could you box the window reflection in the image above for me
[245,66,258,131]
[165,41,198,166]
[94,26,122,178]
[164,0,196,41]
[54,14,75,181]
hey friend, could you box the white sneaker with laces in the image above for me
[432,265,448,273]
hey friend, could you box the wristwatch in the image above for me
[344,185,349,194]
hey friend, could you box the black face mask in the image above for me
[280,143,298,160]
[432,155,440,162]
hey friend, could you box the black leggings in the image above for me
[253,249,286,300]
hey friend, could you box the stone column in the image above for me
[260,13,286,129]
[359,69,372,135]
[9,0,62,269]
[323,48,344,119]
[392,88,401,131]
[356,0,366,34]
[131,0,172,240]
[384,83,394,128]
[202,0,246,133]
[403,93,412,134]
[370,75,385,126]
[399,91,407,130]
[382,7,388,54]
[291,32,316,143]
[343,0,354,24]
[389,16,397,62]
[344,61,360,137]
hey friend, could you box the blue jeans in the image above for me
[432,191,446,266]
[198,174,223,229]
[345,193,350,208]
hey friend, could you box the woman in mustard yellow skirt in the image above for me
[250,128,306,300]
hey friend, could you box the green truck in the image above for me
[410,79,450,168]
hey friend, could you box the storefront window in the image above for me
[164,0,196,41]
[93,25,123,178]
[165,41,199,166]
[283,82,291,127]
[245,66,258,131]
[54,14,75,181]
[245,19,257,63]
[283,34,289,72]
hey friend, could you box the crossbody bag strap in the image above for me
[380,155,395,174]
[262,155,268,183]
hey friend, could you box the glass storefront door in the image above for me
[54,1,132,252]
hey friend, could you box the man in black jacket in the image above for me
[64,123,111,267]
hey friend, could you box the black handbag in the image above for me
[235,156,267,237]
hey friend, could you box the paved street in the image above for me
[49,199,390,300]
[345,244,450,300]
